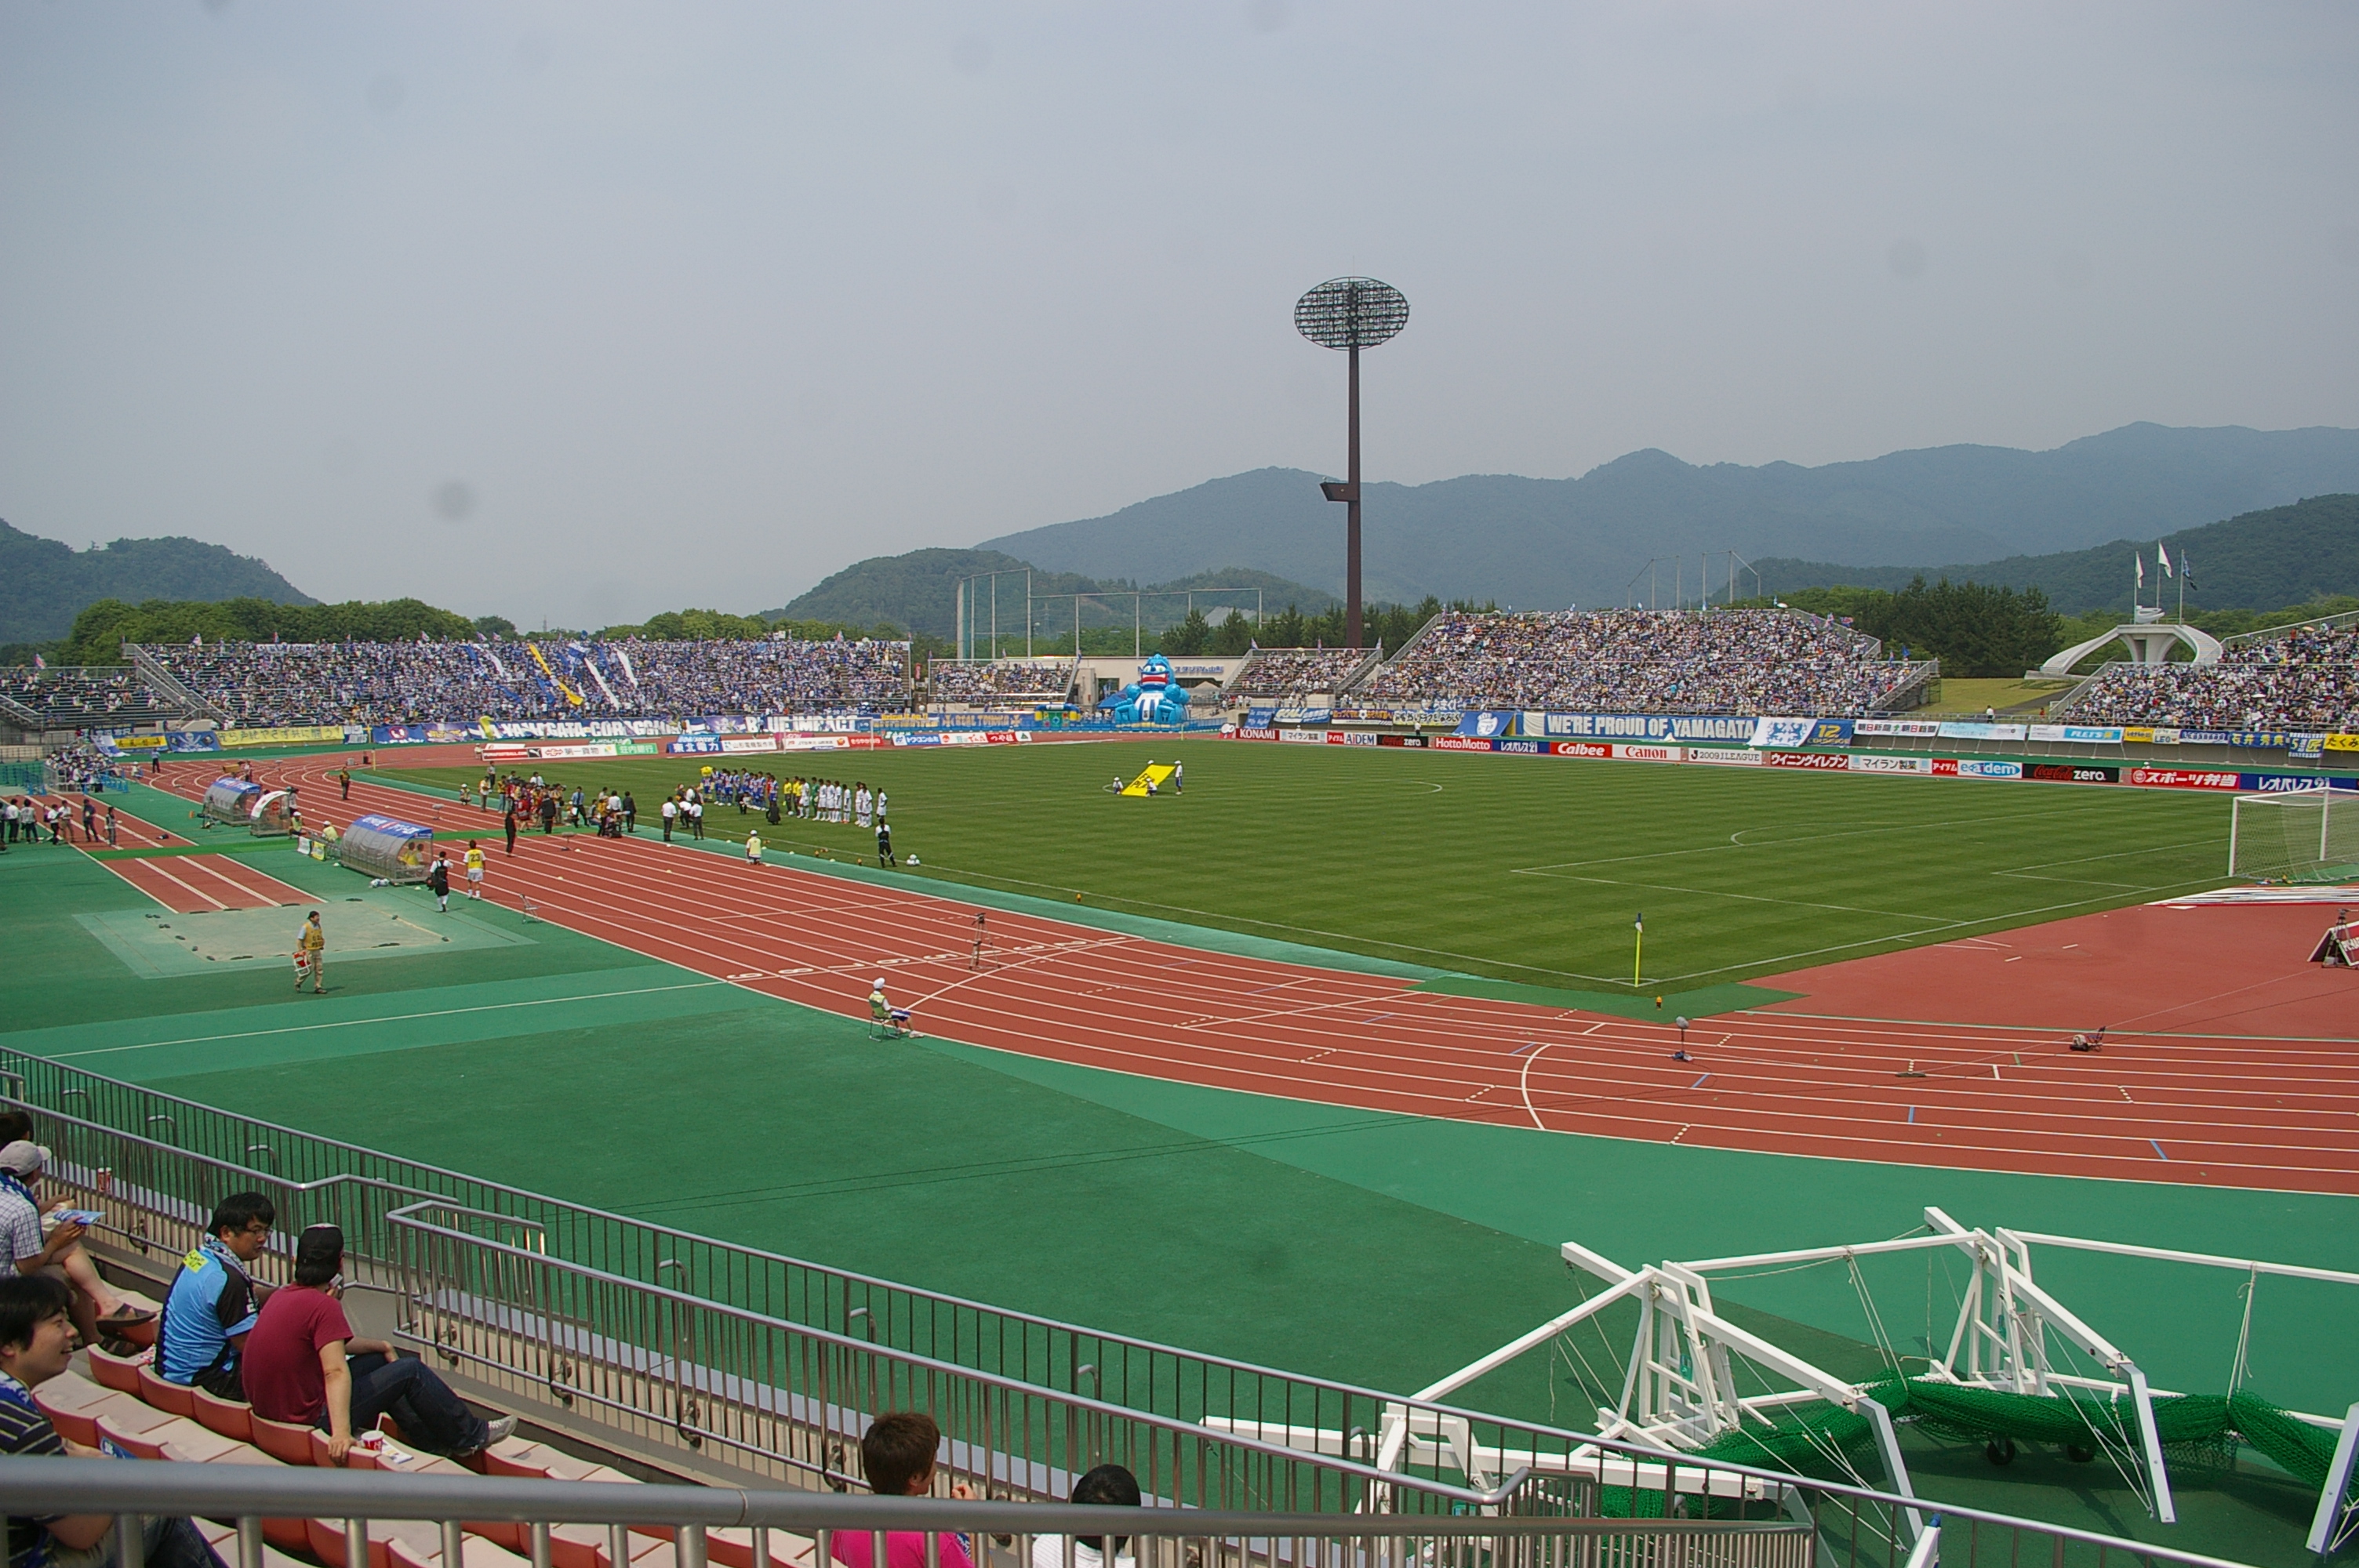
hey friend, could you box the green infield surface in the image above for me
[391,738,2237,990]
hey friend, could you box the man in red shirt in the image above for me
[241,1224,514,1461]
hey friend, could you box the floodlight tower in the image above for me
[1295,277,1409,651]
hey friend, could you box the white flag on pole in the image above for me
[2157,542,2173,578]
[2136,555,2145,590]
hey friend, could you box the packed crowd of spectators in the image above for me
[1357,608,1927,715]
[0,666,179,726]
[926,659,1074,704]
[1226,648,1372,701]
[2062,621,2359,732]
[135,637,912,725]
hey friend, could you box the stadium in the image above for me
[3,593,2356,1568]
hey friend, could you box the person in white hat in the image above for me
[866,978,912,1037]
[0,1139,154,1347]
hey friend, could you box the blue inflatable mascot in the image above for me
[1096,653,1192,724]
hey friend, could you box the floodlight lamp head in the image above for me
[1294,277,1409,351]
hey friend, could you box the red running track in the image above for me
[101,852,314,913]
[144,755,2359,1196]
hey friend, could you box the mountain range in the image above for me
[972,423,2359,611]
[0,520,314,645]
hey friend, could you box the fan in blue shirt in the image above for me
[157,1193,275,1397]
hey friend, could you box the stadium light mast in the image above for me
[1295,278,1409,651]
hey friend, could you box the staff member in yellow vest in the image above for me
[295,910,325,994]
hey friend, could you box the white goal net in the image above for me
[2228,789,2359,882]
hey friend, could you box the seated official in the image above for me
[156,1192,276,1398]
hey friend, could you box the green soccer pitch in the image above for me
[391,738,2239,989]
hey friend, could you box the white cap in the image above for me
[873,978,887,988]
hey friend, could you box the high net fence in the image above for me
[2227,789,2359,882]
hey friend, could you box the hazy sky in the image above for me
[4,2,2356,628]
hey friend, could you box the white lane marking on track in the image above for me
[1519,1041,1552,1131]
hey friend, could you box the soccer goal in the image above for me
[2229,788,2359,882]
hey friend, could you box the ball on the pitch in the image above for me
[907,855,919,866]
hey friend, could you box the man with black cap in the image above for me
[242,1223,515,1461]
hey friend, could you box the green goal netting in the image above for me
[2229,789,2359,883]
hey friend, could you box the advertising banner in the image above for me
[1454,711,1518,739]
[1956,759,2023,779]
[485,718,676,740]
[663,735,726,755]
[1279,728,1326,744]
[1807,718,1856,746]
[1495,739,1543,755]
[2221,732,2295,750]
[220,724,344,748]
[1765,750,1851,770]
[1430,735,1497,752]
[1375,733,1427,747]
[1685,747,1763,766]
[1322,731,1379,746]
[1612,743,1681,763]
[2026,763,2119,784]
[1936,721,2029,742]
[1849,754,1934,775]
[1550,742,1612,759]
[2026,724,2125,744]
[1855,718,1943,739]
[1529,713,1754,742]
[2239,773,2357,793]
[1750,718,1817,749]
[1234,727,1279,742]
[720,735,782,753]
[2126,768,2242,791]
[1277,707,1334,726]
[776,735,853,753]
[2324,734,2359,753]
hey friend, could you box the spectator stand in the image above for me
[2053,612,2359,735]
[1220,646,1383,706]
[925,657,1076,710]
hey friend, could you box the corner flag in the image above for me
[1633,913,1645,986]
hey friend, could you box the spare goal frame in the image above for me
[2227,787,2357,882]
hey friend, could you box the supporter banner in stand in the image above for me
[2324,734,2359,752]
[483,719,676,740]
[1807,718,1856,746]
[220,724,344,748]
[1855,718,1942,739]
[109,734,168,750]
[1455,711,1519,739]
[2179,731,2235,746]
[2024,763,2119,784]
[2026,724,2125,744]
[1276,707,1334,726]
[1750,717,1816,749]
[166,731,220,752]
[372,723,476,746]
[1525,713,1755,742]
[1246,708,1278,729]
[1936,720,2029,741]
[2126,768,2241,791]
[767,713,870,734]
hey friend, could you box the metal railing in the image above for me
[0,1067,2287,1566]
[5,1461,1822,1568]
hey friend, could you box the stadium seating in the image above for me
[926,659,1074,704]
[133,637,913,725]
[1225,648,1372,702]
[0,667,181,725]
[2060,622,2359,731]
[1359,608,1927,716]
[33,1341,811,1568]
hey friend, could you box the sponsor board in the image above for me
[2026,763,2119,784]
[1956,759,2023,779]
[1848,753,1933,775]
[1750,717,1817,750]
[1765,750,1851,770]
[1808,718,1856,746]
[2026,724,2125,744]
[2240,773,2357,793]
[664,735,726,755]
[1855,719,1943,739]
[1456,710,1518,739]
[484,719,678,739]
[1277,707,1335,726]
[1612,744,1681,763]
[1430,735,1497,752]
[1528,713,1756,742]
[220,724,345,748]
[109,733,168,750]
[1324,730,1379,746]
[1496,739,1543,755]
[1936,720,2028,742]
[1234,727,1279,742]
[1550,742,1613,759]
[719,735,782,753]
[1685,747,1763,766]
[776,735,853,753]
[1375,733,1427,748]
[2222,732,2296,750]
[1279,728,1326,743]
[2126,768,2241,790]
